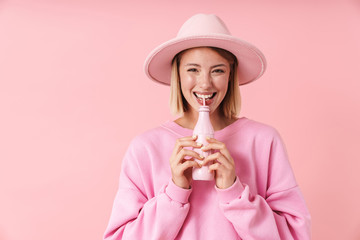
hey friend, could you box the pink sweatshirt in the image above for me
[104,117,311,240]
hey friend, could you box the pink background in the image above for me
[1,0,360,239]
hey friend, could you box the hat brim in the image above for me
[144,34,266,86]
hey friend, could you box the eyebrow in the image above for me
[185,63,201,67]
[185,63,227,68]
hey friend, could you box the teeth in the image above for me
[195,93,214,99]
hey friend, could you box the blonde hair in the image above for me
[169,47,241,119]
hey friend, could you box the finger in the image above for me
[201,139,225,151]
[172,138,202,157]
[173,141,203,157]
[171,156,200,173]
[178,135,197,140]
[172,159,199,179]
[201,152,232,169]
[201,142,224,151]
[208,162,222,173]
[211,153,234,169]
[180,140,203,149]
[201,141,232,161]
[175,136,202,150]
[200,151,220,166]
[177,148,204,163]
[181,135,198,141]
[179,159,201,172]
[206,137,222,144]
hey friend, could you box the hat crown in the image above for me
[177,14,231,38]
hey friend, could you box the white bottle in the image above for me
[192,104,215,181]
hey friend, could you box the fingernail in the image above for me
[201,147,206,151]
[206,136,210,140]
[197,142,202,147]
[192,135,197,139]
[199,155,204,159]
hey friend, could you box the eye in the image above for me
[212,69,225,73]
[187,68,198,72]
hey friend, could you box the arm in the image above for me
[103,139,192,240]
[203,131,311,239]
[216,178,310,240]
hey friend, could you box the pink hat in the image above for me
[144,13,267,86]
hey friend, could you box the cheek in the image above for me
[214,76,230,94]
[179,75,196,92]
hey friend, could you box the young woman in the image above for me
[104,14,311,240]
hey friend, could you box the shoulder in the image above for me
[128,123,177,151]
[239,117,282,140]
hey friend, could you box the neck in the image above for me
[178,108,235,131]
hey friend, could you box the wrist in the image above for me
[166,178,193,204]
[172,178,190,189]
[216,176,236,189]
[216,176,245,203]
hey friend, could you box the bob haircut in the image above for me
[169,47,241,119]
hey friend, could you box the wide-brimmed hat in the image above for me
[144,13,267,86]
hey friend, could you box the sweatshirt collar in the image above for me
[161,117,249,140]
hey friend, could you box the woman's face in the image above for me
[178,47,231,116]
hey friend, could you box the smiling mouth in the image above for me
[193,92,217,106]
[193,92,216,100]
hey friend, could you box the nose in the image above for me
[198,72,212,89]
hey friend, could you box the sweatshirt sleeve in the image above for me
[216,130,311,240]
[103,138,192,240]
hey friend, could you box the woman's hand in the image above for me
[170,135,203,189]
[201,138,236,189]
